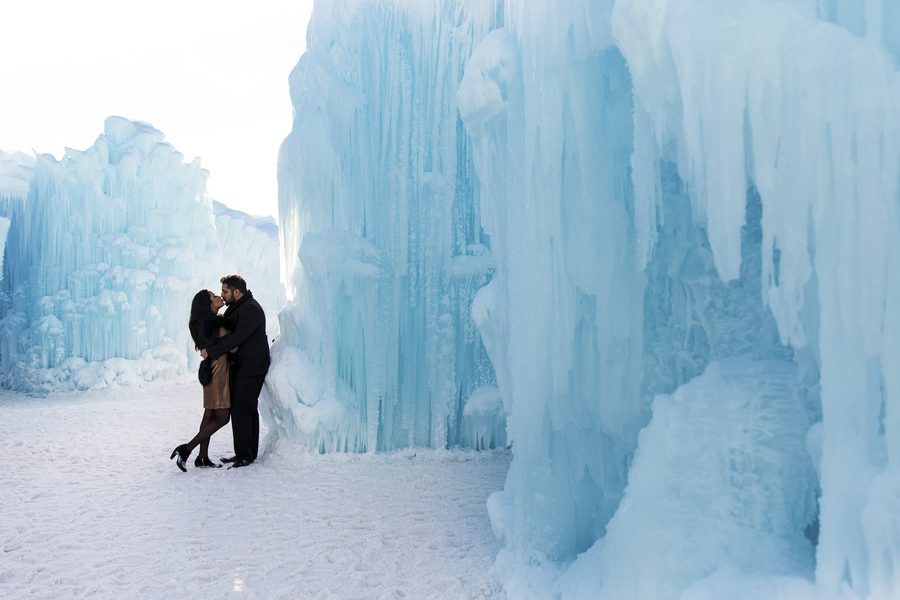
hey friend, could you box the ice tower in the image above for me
[0,118,284,393]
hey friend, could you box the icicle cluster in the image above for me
[0,150,32,262]
[611,1,900,598]
[279,0,900,597]
[272,0,504,452]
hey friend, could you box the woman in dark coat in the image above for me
[170,289,234,471]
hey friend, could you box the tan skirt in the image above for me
[203,354,231,410]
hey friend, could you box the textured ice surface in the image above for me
[612,1,900,598]
[273,0,503,452]
[461,384,506,451]
[274,0,900,597]
[0,150,33,199]
[580,359,817,599]
[477,0,897,598]
[0,151,32,267]
[0,118,284,393]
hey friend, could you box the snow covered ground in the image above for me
[0,378,511,599]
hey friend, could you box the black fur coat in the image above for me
[197,314,234,350]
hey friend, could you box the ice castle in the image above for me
[0,117,284,393]
[3,0,900,597]
[270,0,900,597]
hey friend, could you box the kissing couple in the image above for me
[171,274,270,471]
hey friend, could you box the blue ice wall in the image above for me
[459,0,900,596]
[612,1,900,597]
[0,118,284,392]
[278,0,900,598]
[271,0,504,452]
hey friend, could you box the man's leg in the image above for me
[251,401,260,461]
[226,365,242,461]
[232,374,265,462]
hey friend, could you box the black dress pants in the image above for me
[231,373,266,462]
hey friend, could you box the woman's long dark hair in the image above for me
[189,289,213,350]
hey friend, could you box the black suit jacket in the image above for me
[205,291,270,377]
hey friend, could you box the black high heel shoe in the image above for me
[194,456,221,468]
[170,444,190,472]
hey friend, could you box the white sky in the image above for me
[0,0,315,220]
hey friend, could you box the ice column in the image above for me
[461,0,649,565]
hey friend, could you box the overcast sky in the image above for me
[0,0,315,220]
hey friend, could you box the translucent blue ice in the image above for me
[272,0,503,452]
[274,0,900,597]
[0,118,284,393]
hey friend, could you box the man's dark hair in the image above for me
[220,274,248,294]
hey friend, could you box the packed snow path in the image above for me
[0,379,510,599]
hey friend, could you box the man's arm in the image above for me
[204,304,263,361]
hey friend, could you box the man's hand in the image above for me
[200,349,208,359]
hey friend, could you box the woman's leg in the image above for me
[197,409,215,459]
[186,408,230,454]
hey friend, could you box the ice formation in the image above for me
[272,0,503,452]
[272,0,900,597]
[0,150,32,263]
[0,118,284,393]
[0,150,33,198]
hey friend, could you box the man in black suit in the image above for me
[201,274,270,468]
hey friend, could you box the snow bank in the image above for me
[0,118,284,393]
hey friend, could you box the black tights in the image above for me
[186,408,230,459]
